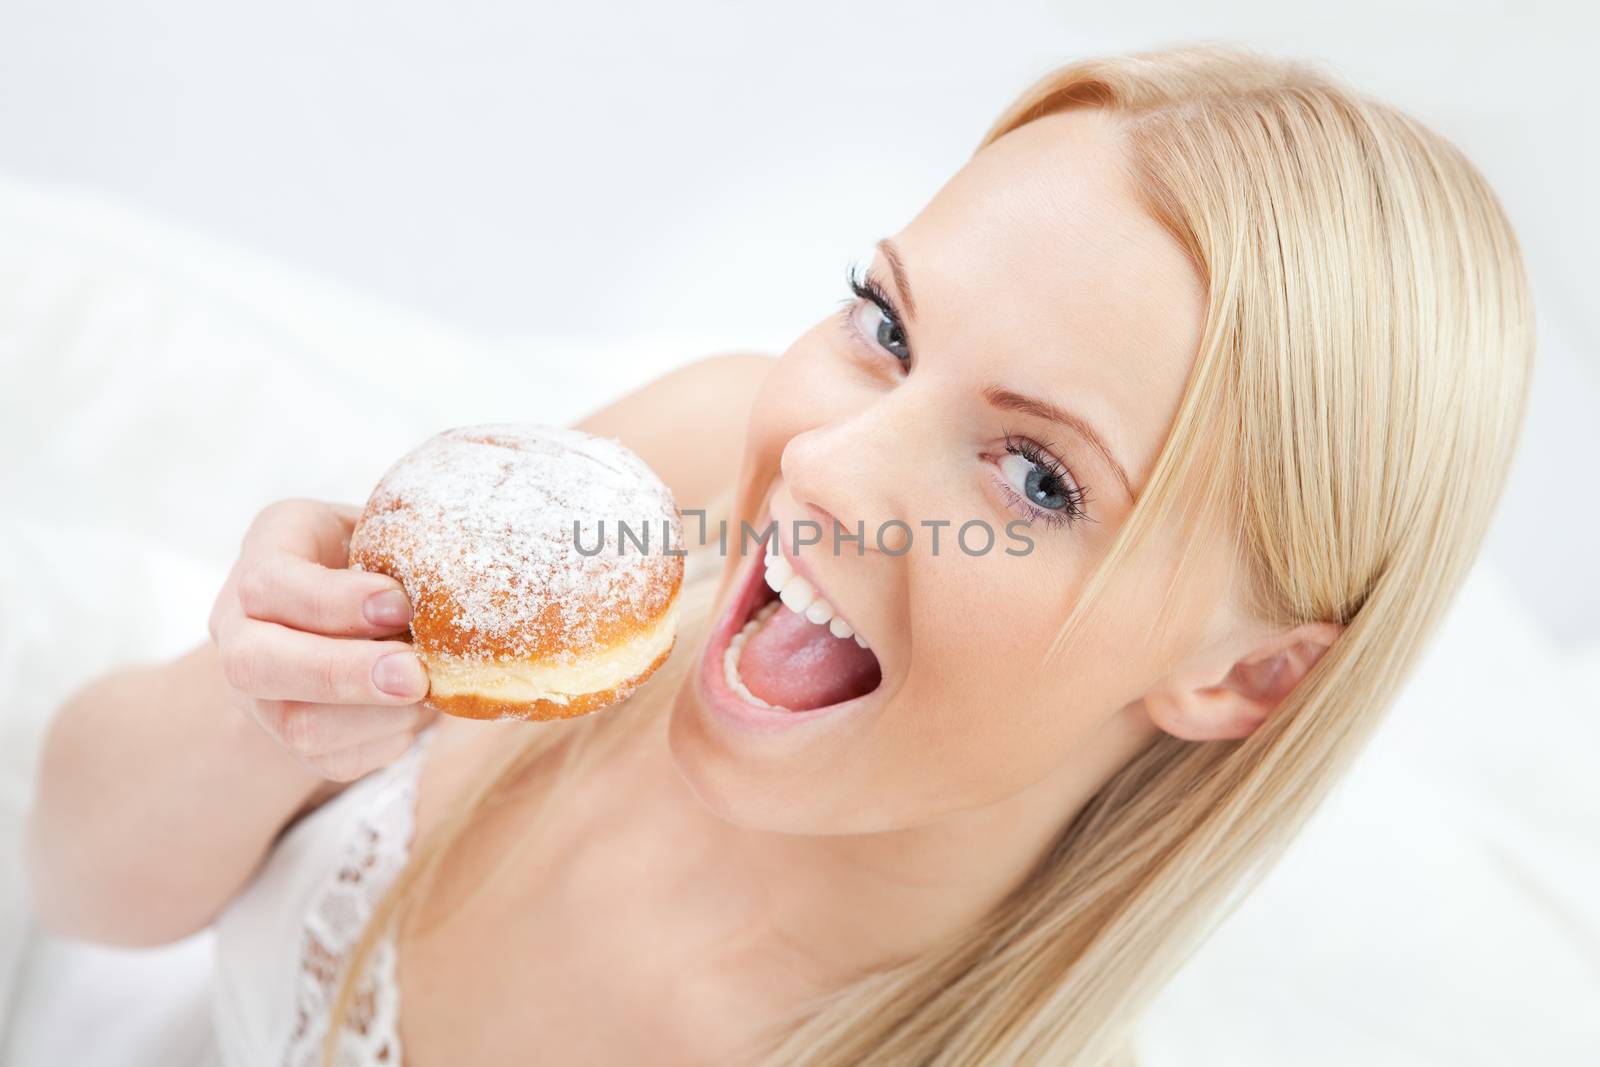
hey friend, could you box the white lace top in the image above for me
[210,723,439,1067]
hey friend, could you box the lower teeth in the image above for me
[724,600,789,710]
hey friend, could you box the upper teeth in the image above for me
[763,539,869,649]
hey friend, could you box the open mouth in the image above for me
[699,523,884,723]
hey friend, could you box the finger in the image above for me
[235,551,413,638]
[261,700,434,758]
[327,501,364,528]
[219,618,429,705]
[243,498,365,569]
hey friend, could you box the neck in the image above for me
[612,700,1157,1002]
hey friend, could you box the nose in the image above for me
[778,381,934,555]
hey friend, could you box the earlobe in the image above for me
[1144,620,1343,742]
[1143,686,1269,742]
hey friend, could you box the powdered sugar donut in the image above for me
[347,424,684,721]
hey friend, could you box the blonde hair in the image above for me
[323,41,1534,1067]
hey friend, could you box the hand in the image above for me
[209,499,438,781]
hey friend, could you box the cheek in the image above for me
[881,555,1136,803]
[909,551,1081,692]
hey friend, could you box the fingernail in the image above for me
[364,589,413,627]
[373,652,428,698]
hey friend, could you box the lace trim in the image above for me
[282,726,437,1067]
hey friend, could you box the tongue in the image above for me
[738,601,882,711]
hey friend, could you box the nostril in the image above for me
[802,502,846,548]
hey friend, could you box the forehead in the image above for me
[890,108,1206,494]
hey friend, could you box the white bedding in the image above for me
[1,171,1596,1065]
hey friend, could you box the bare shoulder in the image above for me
[573,351,777,514]
[577,351,776,428]
[599,351,777,405]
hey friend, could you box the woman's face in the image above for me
[669,107,1214,834]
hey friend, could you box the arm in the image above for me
[22,351,775,948]
[24,641,342,946]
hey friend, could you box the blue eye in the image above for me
[1000,451,1075,510]
[995,432,1093,529]
[842,262,911,366]
[861,302,910,363]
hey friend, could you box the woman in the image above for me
[25,42,1533,1067]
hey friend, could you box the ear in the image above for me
[1143,620,1344,741]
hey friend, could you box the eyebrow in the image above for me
[876,238,918,321]
[983,386,1136,502]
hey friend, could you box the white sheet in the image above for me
[1,171,1595,1066]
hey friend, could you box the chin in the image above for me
[666,680,914,834]
[662,514,904,833]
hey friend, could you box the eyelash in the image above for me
[834,259,1094,531]
[995,429,1095,530]
[837,260,910,365]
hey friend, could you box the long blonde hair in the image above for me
[323,41,1534,1066]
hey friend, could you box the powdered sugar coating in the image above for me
[347,424,684,665]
